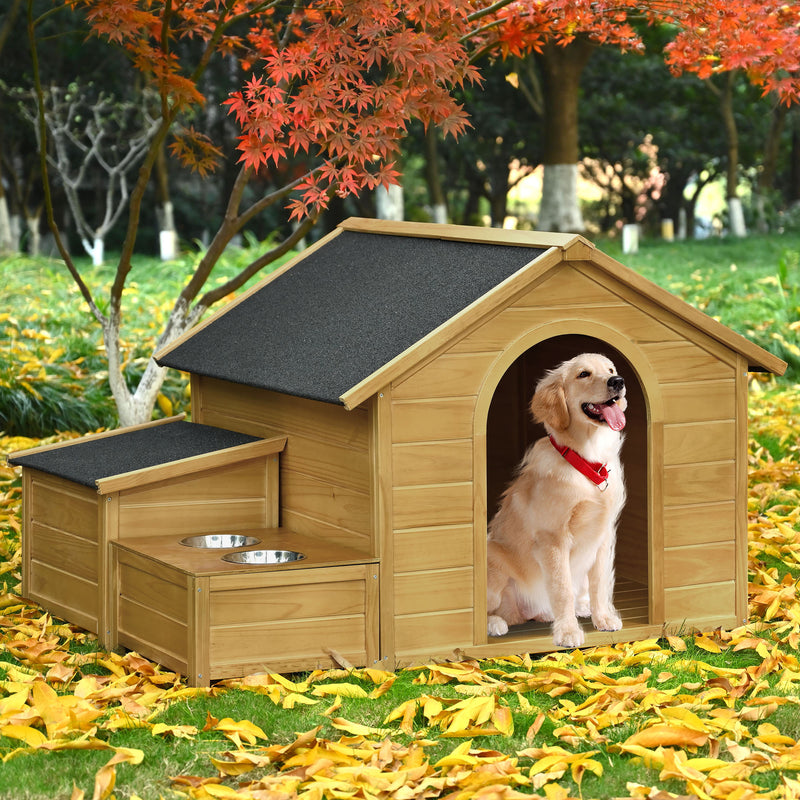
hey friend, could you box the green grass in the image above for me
[0,238,290,436]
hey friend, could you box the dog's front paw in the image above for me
[592,608,622,632]
[488,615,509,637]
[552,619,584,648]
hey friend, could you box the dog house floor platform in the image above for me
[112,530,380,686]
[492,577,649,648]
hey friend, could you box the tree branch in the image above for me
[26,0,105,325]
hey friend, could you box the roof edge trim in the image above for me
[339,217,591,251]
[588,248,787,376]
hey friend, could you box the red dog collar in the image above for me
[549,435,609,490]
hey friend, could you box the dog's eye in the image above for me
[578,370,591,378]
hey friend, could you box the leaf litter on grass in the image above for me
[1,388,800,799]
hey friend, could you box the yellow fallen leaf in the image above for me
[151,723,198,739]
[694,634,722,653]
[434,740,477,767]
[330,717,394,737]
[310,683,368,698]
[1,724,48,748]
[623,724,709,749]
[213,717,268,746]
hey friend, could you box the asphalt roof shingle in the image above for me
[156,231,544,404]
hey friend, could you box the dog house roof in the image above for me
[155,218,786,409]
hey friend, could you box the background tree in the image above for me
[666,1,800,236]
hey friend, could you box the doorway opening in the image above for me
[485,333,649,638]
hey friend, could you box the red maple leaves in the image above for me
[224,0,479,218]
[665,1,800,105]
[67,0,800,220]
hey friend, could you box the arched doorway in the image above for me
[478,331,654,642]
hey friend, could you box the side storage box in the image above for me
[111,535,380,685]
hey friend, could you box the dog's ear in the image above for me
[530,376,570,431]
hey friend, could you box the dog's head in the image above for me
[530,353,627,434]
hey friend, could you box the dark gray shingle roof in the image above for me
[8,421,260,487]
[156,230,544,404]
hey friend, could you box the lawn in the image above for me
[0,232,799,799]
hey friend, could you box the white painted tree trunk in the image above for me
[25,214,41,256]
[159,200,178,260]
[537,163,584,232]
[82,236,105,266]
[728,196,747,237]
[376,184,404,221]
[429,203,447,224]
[104,297,201,427]
[0,196,14,254]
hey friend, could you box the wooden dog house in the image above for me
[10,218,786,683]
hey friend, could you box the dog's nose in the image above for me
[608,375,624,393]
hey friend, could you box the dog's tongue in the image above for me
[600,402,626,432]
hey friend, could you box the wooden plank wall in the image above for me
[389,262,741,661]
[115,460,274,538]
[23,471,101,633]
[195,377,373,555]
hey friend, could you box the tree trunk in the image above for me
[536,40,594,232]
[155,140,178,259]
[719,71,746,237]
[375,183,404,220]
[0,165,14,254]
[754,103,788,233]
[424,126,448,223]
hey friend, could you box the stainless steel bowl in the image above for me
[221,549,305,565]
[180,534,261,549]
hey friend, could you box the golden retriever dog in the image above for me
[487,353,627,648]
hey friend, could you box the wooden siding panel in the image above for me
[640,341,735,383]
[119,461,267,504]
[394,568,472,615]
[30,523,98,583]
[393,352,497,400]
[392,441,472,487]
[512,265,624,307]
[664,581,737,622]
[392,398,475,444]
[199,378,369,449]
[281,470,371,537]
[393,483,473,530]
[394,610,473,656]
[29,560,98,631]
[663,421,736,466]
[394,526,474,572]
[210,616,367,667]
[663,542,736,588]
[663,461,736,505]
[662,381,736,423]
[663,501,736,548]
[118,560,188,621]
[196,376,372,552]
[117,597,188,664]
[30,477,97,542]
[211,579,367,626]
[449,305,683,354]
[118,499,267,538]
